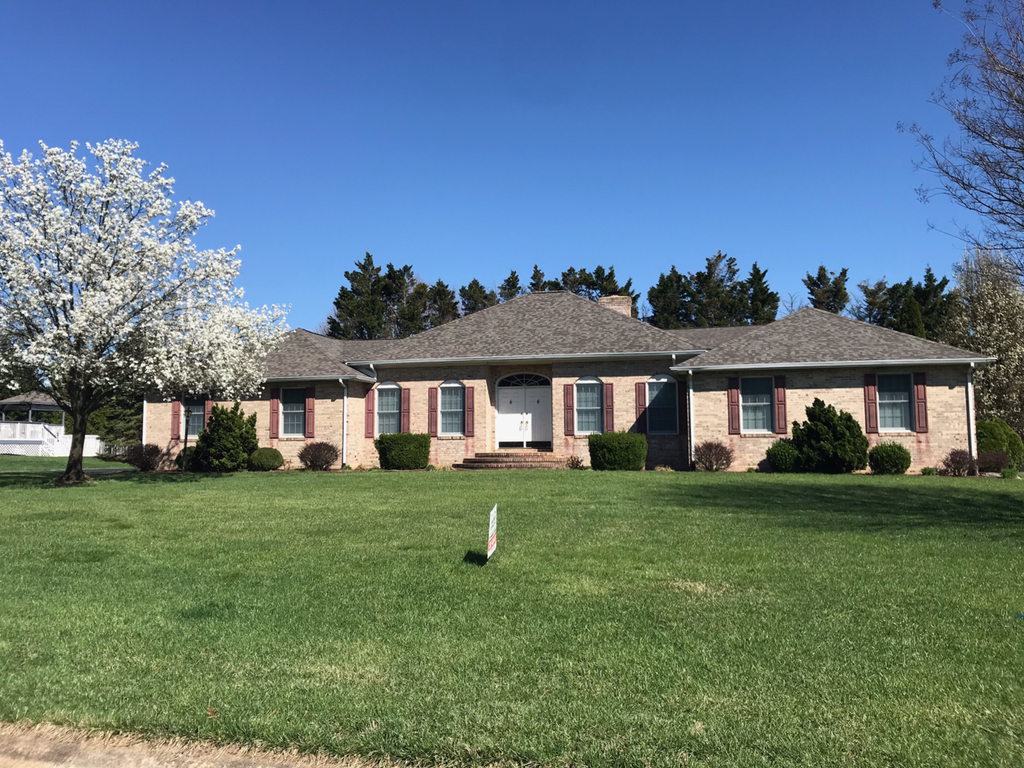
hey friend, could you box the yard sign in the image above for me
[487,504,497,560]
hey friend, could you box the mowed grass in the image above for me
[0,454,132,472]
[0,470,1021,767]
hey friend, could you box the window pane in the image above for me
[647,381,677,434]
[577,383,602,408]
[184,398,205,438]
[440,386,464,435]
[740,378,773,432]
[378,412,400,434]
[576,382,603,433]
[377,387,400,435]
[440,387,463,412]
[377,388,400,413]
[578,407,602,433]
[877,375,911,430]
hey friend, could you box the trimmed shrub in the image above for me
[298,441,340,471]
[977,450,1010,473]
[941,448,976,477]
[694,440,733,471]
[921,466,938,476]
[765,439,800,473]
[977,417,1024,468]
[191,402,258,472]
[250,447,284,471]
[124,443,163,472]
[587,432,648,471]
[374,433,430,470]
[868,442,912,475]
[790,398,868,474]
[1002,467,1019,479]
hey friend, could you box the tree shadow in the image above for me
[0,470,231,489]
[654,475,1024,535]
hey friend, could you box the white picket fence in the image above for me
[0,422,104,457]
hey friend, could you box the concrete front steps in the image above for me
[454,450,566,470]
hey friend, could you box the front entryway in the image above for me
[495,373,552,449]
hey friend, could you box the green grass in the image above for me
[0,454,132,472]
[0,470,1021,767]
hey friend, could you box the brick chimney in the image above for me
[597,295,633,317]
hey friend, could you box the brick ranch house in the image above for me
[143,291,994,471]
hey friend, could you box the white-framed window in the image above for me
[878,373,913,430]
[184,396,205,439]
[646,376,678,434]
[281,388,306,436]
[740,377,773,432]
[440,380,465,436]
[575,377,604,434]
[376,383,401,435]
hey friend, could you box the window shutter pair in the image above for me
[864,373,928,433]
[428,386,476,438]
[364,386,413,436]
[170,396,214,440]
[727,377,786,434]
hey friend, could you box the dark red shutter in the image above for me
[400,387,411,433]
[563,383,575,436]
[863,374,878,434]
[635,381,647,434]
[774,376,787,435]
[203,398,213,430]
[914,373,928,433]
[428,387,438,437]
[364,389,375,438]
[727,378,740,435]
[269,388,280,439]
[171,399,181,440]
[603,382,614,432]
[305,386,315,438]
[677,378,687,437]
[465,386,475,437]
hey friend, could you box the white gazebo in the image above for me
[0,392,103,457]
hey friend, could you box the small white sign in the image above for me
[486,504,497,559]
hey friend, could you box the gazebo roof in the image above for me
[0,391,63,412]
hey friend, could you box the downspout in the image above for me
[966,363,977,459]
[339,379,348,467]
[141,395,147,444]
[687,369,695,470]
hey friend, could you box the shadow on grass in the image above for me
[656,475,1023,534]
[462,550,489,566]
[0,470,231,489]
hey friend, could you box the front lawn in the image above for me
[0,471,1020,767]
[0,454,132,472]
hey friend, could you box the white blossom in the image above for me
[0,139,288,478]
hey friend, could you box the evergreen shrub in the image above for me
[868,442,912,475]
[921,466,938,476]
[374,433,430,470]
[124,443,163,472]
[694,440,733,471]
[587,432,647,471]
[174,446,196,470]
[250,447,284,471]
[191,403,258,472]
[298,441,340,470]
[765,439,800,473]
[790,398,868,474]
[977,417,1024,468]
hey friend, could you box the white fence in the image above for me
[0,422,105,457]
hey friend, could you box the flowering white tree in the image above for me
[0,140,288,482]
[944,248,1024,434]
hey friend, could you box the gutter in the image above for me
[673,356,997,373]
[348,350,704,367]
[265,373,376,384]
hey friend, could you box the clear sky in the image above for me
[0,0,982,331]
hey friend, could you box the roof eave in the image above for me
[264,373,377,384]
[348,350,706,367]
[674,356,997,373]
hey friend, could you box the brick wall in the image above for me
[691,365,973,471]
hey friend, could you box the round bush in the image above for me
[765,439,800,473]
[125,443,164,472]
[298,441,340,471]
[250,447,284,471]
[694,440,733,471]
[374,433,430,470]
[868,442,912,475]
[587,432,648,471]
[977,417,1024,468]
[977,449,1010,473]
[940,448,976,477]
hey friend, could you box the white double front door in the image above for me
[496,385,552,447]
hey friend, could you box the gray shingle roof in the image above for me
[679,307,992,370]
[263,330,377,380]
[348,292,700,362]
[0,391,62,410]
[666,326,758,349]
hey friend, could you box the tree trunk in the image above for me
[60,400,90,484]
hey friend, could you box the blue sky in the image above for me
[0,1,981,330]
